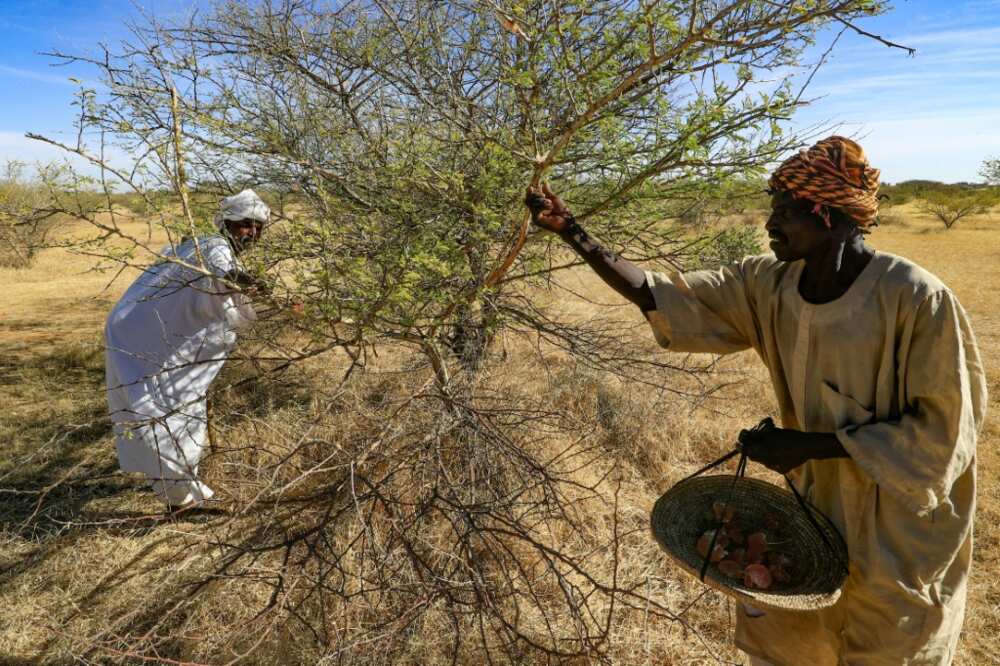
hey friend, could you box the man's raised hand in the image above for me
[524,182,655,309]
[525,182,573,234]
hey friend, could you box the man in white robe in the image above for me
[524,136,987,663]
[106,189,270,508]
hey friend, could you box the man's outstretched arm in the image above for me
[526,184,655,311]
[221,267,269,295]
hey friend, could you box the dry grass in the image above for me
[0,205,997,664]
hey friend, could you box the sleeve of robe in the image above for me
[202,239,258,331]
[836,289,988,516]
[643,256,765,354]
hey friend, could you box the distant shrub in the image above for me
[882,180,954,204]
[882,180,998,209]
[109,190,177,217]
[875,194,908,227]
[712,178,771,216]
[876,207,906,227]
[0,163,56,268]
[46,341,104,371]
[690,224,763,269]
[668,197,709,228]
[920,189,997,229]
[878,184,915,207]
[110,192,150,216]
[738,211,766,227]
[981,157,1000,185]
[670,180,770,228]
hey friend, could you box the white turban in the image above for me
[214,189,271,230]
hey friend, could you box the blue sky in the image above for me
[790,0,1000,183]
[0,0,192,175]
[1,0,999,183]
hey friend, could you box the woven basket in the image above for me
[650,474,848,612]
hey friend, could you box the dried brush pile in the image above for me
[44,316,738,663]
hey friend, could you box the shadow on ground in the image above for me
[0,339,287,663]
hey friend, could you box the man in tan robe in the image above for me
[524,136,987,664]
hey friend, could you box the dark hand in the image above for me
[739,424,839,475]
[223,268,270,297]
[525,182,573,234]
[246,280,272,298]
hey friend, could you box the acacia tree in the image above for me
[981,156,1000,185]
[24,1,907,662]
[36,0,907,375]
[0,161,66,267]
[920,189,994,229]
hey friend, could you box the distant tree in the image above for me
[920,189,995,229]
[981,157,1000,185]
[0,161,64,267]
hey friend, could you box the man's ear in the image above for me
[828,208,856,237]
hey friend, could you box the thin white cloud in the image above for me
[811,72,932,95]
[0,64,78,86]
[821,46,1000,72]
[1,131,51,149]
[896,26,1000,46]
[0,131,76,161]
[0,18,47,37]
[810,115,1000,182]
[962,0,1000,9]
[812,69,1000,97]
[0,131,133,182]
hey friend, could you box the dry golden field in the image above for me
[0,205,997,664]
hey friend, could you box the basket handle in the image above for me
[696,449,750,581]
[688,421,768,581]
[673,417,773,487]
[781,474,850,576]
[681,418,849,580]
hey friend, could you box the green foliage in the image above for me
[920,188,998,229]
[688,223,763,269]
[880,179,998,205]
[0,162,55,268]
[881,180,952,206]
[981,157,1000,185]
[110,191,169,216]
[47,0,892,367]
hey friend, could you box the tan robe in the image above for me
[645,251,987,665]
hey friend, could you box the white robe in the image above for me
[105,236,256,505]
[645,251,987,665]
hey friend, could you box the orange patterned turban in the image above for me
[768,136,881,229]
